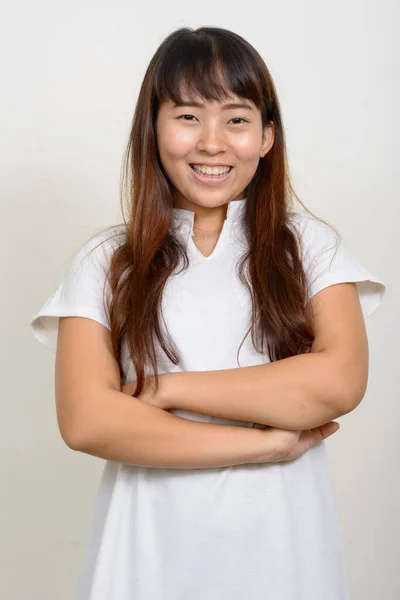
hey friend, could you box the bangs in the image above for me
[153,31,264,110]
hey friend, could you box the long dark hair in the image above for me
[86,26,339,397]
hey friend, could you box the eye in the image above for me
[178,114,248,124]
[178,114,197,121]
[230,117,247,124]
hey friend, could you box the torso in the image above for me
[74,204,351,599]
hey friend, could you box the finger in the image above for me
[319,422,340,439]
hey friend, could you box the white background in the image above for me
[1,1,398,598]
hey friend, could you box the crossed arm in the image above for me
[123,283,369,430]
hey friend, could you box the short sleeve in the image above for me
[30,228,124,354]
[289,212,386,319]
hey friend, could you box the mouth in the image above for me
[189,164,234,185]
[189,164,233,170]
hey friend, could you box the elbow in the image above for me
[338,388,367,416]
[60,426,86,451]
[334,361,369,415]
[58,415,91,452]
[56,397,99,452]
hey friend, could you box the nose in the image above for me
[196,124,228,154]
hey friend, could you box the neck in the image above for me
[172,196,247,232]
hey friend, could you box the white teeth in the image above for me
[192,165,231,176]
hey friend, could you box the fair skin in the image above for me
[121,282,366,440]
[155,92,275,236]
[121,92,368,445]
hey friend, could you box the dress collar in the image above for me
[171,198,247,227]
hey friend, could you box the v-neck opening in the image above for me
[171,198,247,262]
[188,219,228,261]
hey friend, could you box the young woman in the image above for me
[30,26,386,600]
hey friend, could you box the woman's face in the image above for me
[155,92,274,212]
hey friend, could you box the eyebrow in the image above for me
[172,100,254,111]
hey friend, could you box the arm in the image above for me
[74,389,280,469]
[160,283,369,430]
[55,317,280,471]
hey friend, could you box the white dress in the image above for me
[30,199,386,600]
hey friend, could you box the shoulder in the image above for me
[287,210,340,246]
[286,210,342,267]
[286,210,386,319]
[70,224,127,275]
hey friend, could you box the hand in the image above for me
[121,374,169,410]
[266,421,340,463]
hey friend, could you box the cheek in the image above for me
[233,134,263,161]
[159,124,195,158]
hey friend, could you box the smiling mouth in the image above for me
[190,165,233,176]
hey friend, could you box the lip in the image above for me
[189,164,233,185]
[190,163,233,168]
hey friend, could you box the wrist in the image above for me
[248,427,283,464]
